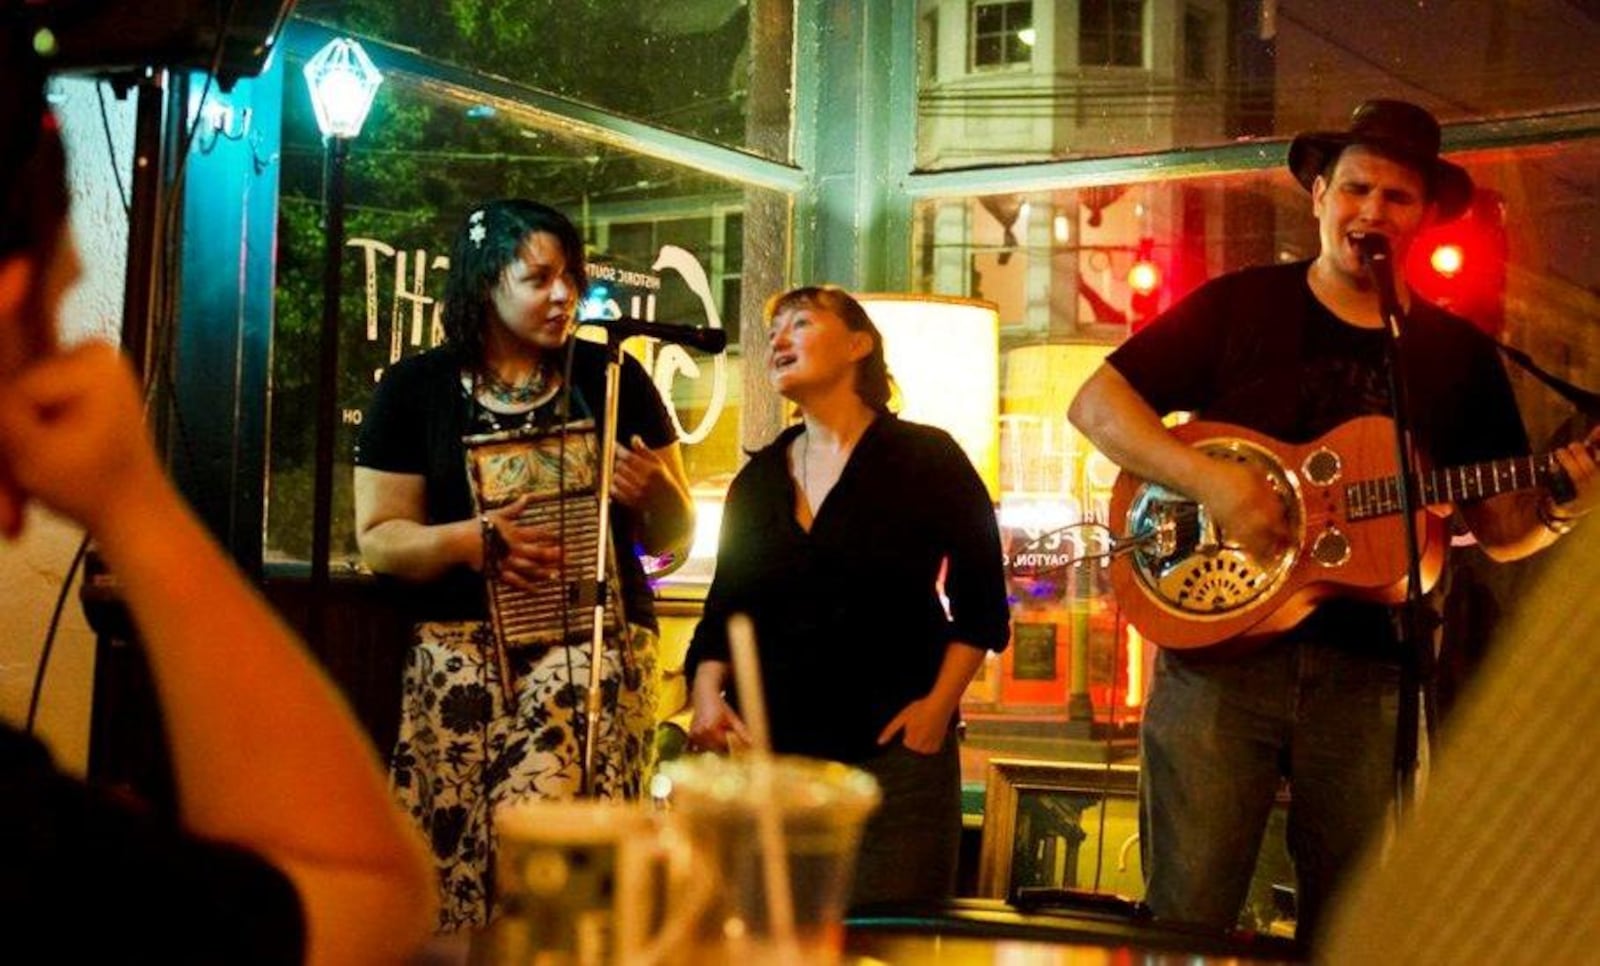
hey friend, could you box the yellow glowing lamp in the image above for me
[855,294,1002,499]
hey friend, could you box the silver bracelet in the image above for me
[481,513,509,574]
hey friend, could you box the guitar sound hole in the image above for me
[1303,448,1341,486]
[1311,529,1351,567]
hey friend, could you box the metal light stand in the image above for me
[301,36,381,645]
[307,133,348,644]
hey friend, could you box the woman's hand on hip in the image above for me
[877,696,954,755]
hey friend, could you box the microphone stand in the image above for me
[571,318,727,795]
[578,335,626,797]
[1362,237,1433,816]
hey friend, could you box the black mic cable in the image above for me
[577,316,728,354]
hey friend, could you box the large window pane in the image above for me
[971,0,1035,70]
[266,62,785,577]
[916,138,1600,772]
[1079,0,1145,68]
[292,0,793,162]
[917,0,1600,168]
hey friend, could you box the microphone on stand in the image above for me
[578,316,729,354]
[1351,232,1404,337]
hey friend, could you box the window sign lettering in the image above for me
[344,237,727,447]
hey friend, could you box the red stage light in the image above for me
[1429,242,1465,278]
[1404,190,1508,336]
[1128,260,1161,296]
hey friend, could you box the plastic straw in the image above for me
[727,613,798,957]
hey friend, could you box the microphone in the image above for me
[1350,232,1391,265]
[1351,232,1405,335]
[578,316,728,354]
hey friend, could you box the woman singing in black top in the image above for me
[685,285,1010,909]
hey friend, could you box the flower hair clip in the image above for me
[468,208,487,248]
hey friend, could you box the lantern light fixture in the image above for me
[303,37,382,140]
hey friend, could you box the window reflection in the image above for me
[295,0,792,161]
[917,0,1600,167]
[972,1,1036,70]
[917,137,1600,765]
[1079,0,1145,68]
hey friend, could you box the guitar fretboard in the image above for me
[1345,452,1564,521]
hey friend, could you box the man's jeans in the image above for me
[1139,637,1400,942]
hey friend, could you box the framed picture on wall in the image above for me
[976,759,1143,903]
[975,757,1296,936]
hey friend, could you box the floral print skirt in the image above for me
[389,620,659,932]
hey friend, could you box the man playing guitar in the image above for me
[1067,99,1599,944]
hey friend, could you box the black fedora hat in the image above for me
[1288,99,1474,221]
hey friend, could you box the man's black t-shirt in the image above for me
[1108,260,1527,464]
[2,724,305,962]
[1107,260,1530,649]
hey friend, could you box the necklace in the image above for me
[478,406,537,434]
[468,364,556,435]
[482,364,552,406]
